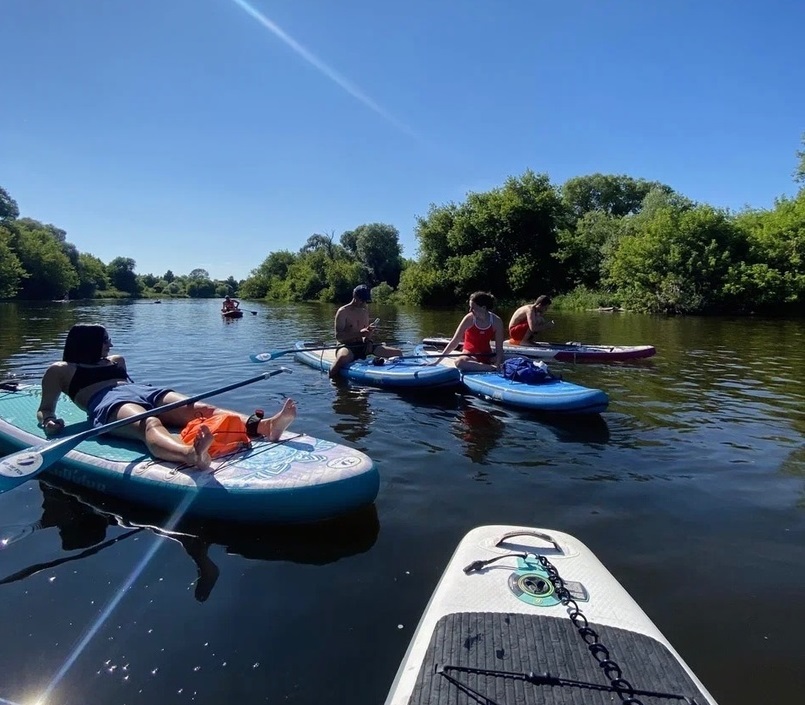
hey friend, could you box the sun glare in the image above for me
[227,0,420,140]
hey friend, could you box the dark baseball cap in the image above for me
[353,284,372,302]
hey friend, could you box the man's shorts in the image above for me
[336,340,376,360]
[86,383,174,427]
[509,321,529,342]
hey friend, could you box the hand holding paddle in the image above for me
[0,368,291,495]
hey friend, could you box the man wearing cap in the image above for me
[329,285,401,379]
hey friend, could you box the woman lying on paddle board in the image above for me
[36,324,297,470]
[428,291,506,371]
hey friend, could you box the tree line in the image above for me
[0,188,240,300]
[2,134,803,313]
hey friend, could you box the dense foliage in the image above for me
[2,136,803,313]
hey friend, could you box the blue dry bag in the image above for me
[500,356,551,384]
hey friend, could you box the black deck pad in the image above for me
[408,612,708,705]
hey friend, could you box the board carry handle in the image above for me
[495,529,562,553]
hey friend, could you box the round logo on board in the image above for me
[0,451,45,479]
[507,556,561,607]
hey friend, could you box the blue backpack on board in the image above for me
[500,357,552,384]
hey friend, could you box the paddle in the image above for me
[251,345,340,363]
[0,368,291,495]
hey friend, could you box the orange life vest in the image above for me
[180,413,251,458]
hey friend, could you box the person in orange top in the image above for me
[508,294,554,345]
[429,291,505,371]
[222,295,240,312]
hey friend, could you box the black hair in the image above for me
[470,291,496,310]
[535,295,552,307]
[62,324,107,364]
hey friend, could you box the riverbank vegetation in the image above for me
[2,136,802,314]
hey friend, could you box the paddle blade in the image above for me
[0,434,86,493]
[250,351,280,363]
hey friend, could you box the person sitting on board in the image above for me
[329,285,401,379]
[508,294,554,345]
[428,291,505,371]
[36,324,297,470]
[222,296,240,312]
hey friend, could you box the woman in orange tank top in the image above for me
[427,291,505,372]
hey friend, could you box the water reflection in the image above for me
[331,381,373,442]
[0,480,380,602]
[452,402,506,463]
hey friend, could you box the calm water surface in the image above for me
[0,299,803,704]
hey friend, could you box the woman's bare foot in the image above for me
[188,424,213,469]
[259,399,297,441]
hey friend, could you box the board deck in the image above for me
[385,525,717,705]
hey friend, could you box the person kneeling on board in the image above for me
[37,324,297,470]
[508,294,554,345]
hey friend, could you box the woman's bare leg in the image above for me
[455,356,497,372]
[109,403,213,469]
[256,399,297,441]
[152,392,297,442]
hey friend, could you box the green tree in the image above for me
[163,269,175,283]
[344,223,403,288]
[140,273,158,288]
[561,174,673,220]
[554,211,622,289]
[410,171,564,304]
[9,218,79,299]
[794,132,805,184]
[604,203,745,314]
[727,191,805,309]
[241,250,298,299]
[76,253,109,298]
[188,268,210,280]
[301,232,341,259]
[0,224,26,297]
[0,186,19,222]
[107,257,139,294]
[186,277,216,297]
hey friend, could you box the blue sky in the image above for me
[2,0,803,281]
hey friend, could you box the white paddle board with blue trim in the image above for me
[385,525,717,705]
[294,341,460,389]
[0,383,378,523]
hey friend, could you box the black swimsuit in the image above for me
[67,362,129,402]
[337,340,377,360]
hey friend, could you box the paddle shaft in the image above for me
[0,369,288,492]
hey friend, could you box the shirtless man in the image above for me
[38,324,297,470]
[328,285,402,379]
[508,295,554,345]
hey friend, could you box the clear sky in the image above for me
[2,0,803,281]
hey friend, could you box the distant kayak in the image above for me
[294,342,461,389]
[385,525,718,704]
[422,336,656,362]
[221,309,243,319]
[417,347,608,414]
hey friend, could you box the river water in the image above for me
[0,299,803,704]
